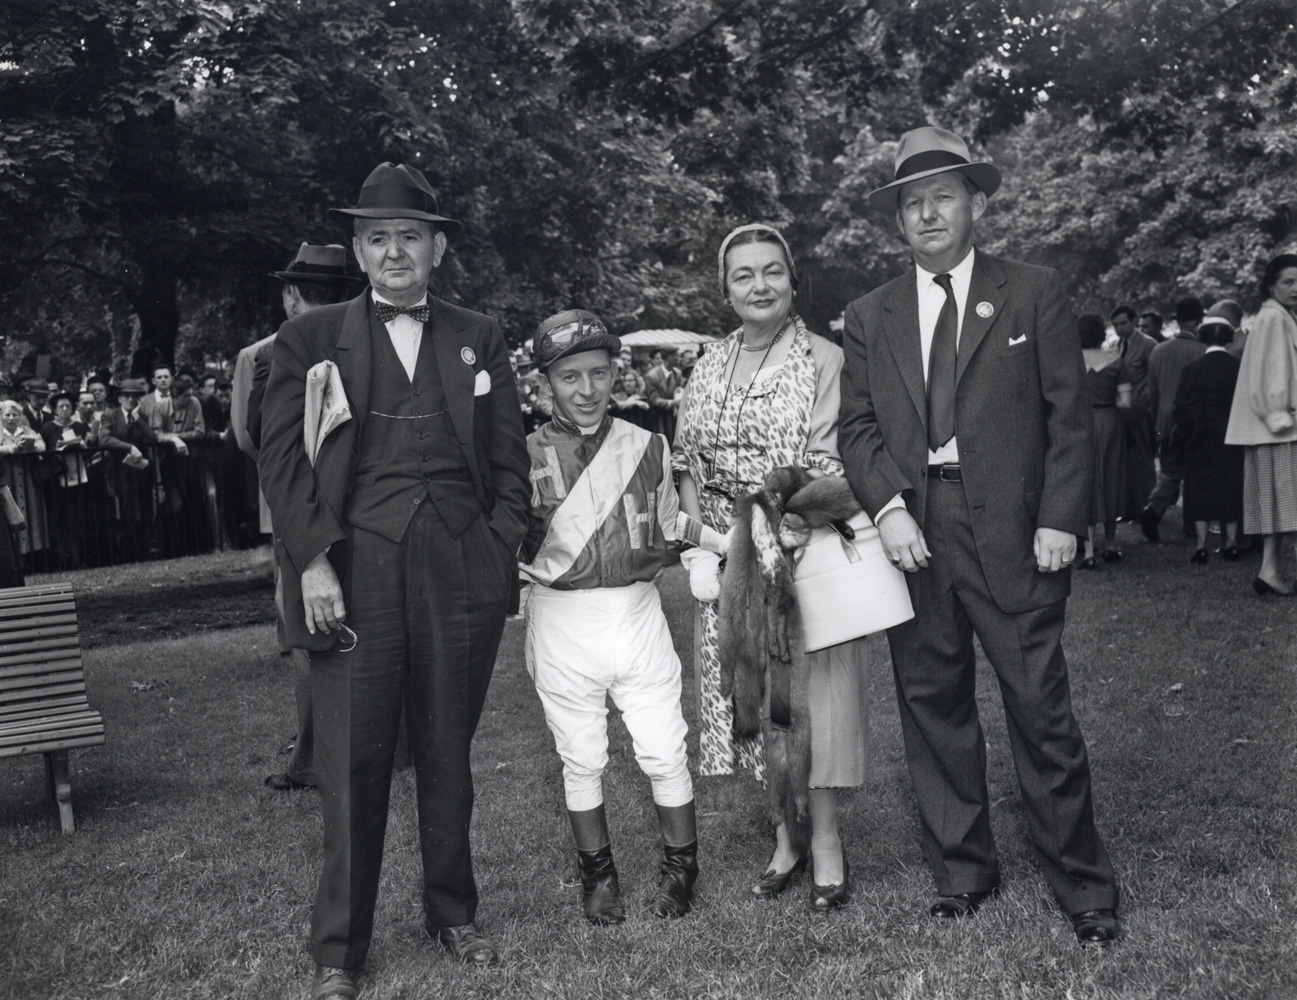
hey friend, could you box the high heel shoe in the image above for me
[1252,577,1291,596]
[1077,556,1097,570]
[1189,548,1208,565]
[1222,546,1240,561]
[809,857,851,911]
[751,855,806,897]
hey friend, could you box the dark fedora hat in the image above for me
[269,243,359,286]
[867,126,1002,212]
[329,162,463,235]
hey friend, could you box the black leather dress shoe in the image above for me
[1221,546,1240,561]
[1189,548,1209,564]
[312,965,359,1000]
[264,772,315,791]
[930,889,998,919]
[436,922,500,967]
[809,858,850,911]
[751,855,806,898]
[1071,908,1120,945]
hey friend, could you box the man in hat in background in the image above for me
[1140,296,1207,542]
[21,377,51,433]
[258,164,529,998]
[838,126,1120,945]
[97,377,157,562]
[231,243,357,795]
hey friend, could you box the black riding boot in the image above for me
[568,805,625,926]
[650,801,698,918]
[576,844,625,925]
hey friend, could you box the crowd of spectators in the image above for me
[6,267,1293,591]
[0,357,256,574]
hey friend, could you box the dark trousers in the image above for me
[308,503,512,969]
[284,649,315,786]
[886,478,1118,915]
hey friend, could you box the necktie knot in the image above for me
[375,302,430,325]
[934,272,954,293]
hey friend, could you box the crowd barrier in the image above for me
[1,441,263,574]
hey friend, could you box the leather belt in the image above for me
[927,464,962,482]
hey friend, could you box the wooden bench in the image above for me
[0,583,103,833]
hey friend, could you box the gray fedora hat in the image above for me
[329,162,463,235]
[867,126,1002,212]
[269,243,359,286]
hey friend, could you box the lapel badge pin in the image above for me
[461,347,476,365]
[976,301,994,319]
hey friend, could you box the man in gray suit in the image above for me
[232,244,356,792]
[839,126,1119,945]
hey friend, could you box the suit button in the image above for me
[413,388,421,396]
[421,455,429,463]
[413,497,421,505]
[418,432,426,440]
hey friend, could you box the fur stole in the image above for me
[717,467,862,846]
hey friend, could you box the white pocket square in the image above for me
[1007,334,1028,346]
[473,369,492,396]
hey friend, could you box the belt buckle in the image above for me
[938,464,960,483]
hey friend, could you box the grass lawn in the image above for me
[1,525,1294,999]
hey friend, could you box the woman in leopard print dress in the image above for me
[673,224,869,909]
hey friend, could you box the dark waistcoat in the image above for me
[345,323,480,541]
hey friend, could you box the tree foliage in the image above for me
[1,0,1293,374]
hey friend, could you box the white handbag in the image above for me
[791,510,915,651]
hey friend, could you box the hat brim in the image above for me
[537,334,623,372]
[328,206,463,235]
[867,162,1002,212]
[268,270,362,286]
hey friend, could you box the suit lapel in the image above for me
[331,293,375,426]
[882,272,927,425]
[956,253,1007,385]
[429,298,482,484]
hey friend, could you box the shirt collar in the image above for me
[371,290,429,309]
[549,409,613,441]
[915,246,976,288]
[1204,346,1227,354]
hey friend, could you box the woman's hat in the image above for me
[867,126,1002,212]
[269,244,359,286]
[532,310,621,372]
[329,162,463,235]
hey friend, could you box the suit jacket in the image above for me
[258,291,530,649]
[839,251,1093,614]
[98,405,157,455]
[1118,330,1158,410]
[231,333,276,460]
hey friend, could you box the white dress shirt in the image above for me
[373,290,427,381]
[878,247,976,521]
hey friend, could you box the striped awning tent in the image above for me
[618,329,720,349]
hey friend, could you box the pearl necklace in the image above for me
[739,323,787,352]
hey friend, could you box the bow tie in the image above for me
[375,302,430,325]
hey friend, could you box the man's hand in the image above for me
[877,507,930,572]
[301,550,346,634]
[1034,527,1076,573]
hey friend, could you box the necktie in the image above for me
[375,302,430,325]
[927,272,958,450]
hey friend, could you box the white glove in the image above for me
[679,547,722,603]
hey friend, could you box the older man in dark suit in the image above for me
[258,163,529,999]
[839,127,1119,945]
